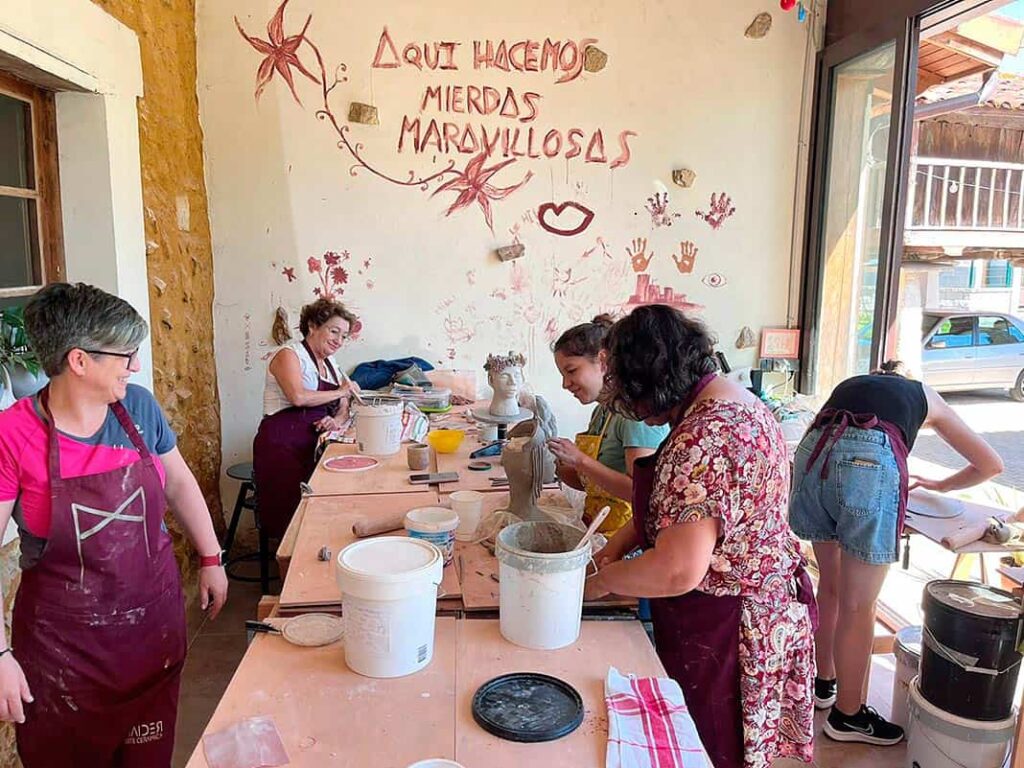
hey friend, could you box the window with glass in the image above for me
[982,260,1012,290]
[0,70,63,303]
[977,316,1024,346]
[926,316,974,349]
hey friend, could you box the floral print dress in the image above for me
[647,399,815,767]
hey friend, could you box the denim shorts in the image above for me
[789,426,901,564]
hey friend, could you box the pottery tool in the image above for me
[574,506,610,552]
[468,461,492,472]
[409,472,460,485]
[341,370,366,405]
[352,509,409,538]
[317,545,332,561]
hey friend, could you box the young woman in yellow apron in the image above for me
[547,316,668,535]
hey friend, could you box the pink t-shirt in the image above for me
[0,384,176,539]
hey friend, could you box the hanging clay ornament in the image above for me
[348,102,379,125]
[271,306,292,346]
[745,12,773,39]
[780,0,797,9]
[736,326,757,350]
[797,3,808,22]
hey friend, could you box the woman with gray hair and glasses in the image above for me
[0,283,227,767]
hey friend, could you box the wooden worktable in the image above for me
[277,492,462,615]
[185,619,676,768]
[279,489,635,616]
[905,491,1023,554]
[308,442,436,497]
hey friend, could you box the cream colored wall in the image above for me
[198,0,813,498]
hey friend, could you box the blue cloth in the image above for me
[789,426,901,564]
[350,357,434,390]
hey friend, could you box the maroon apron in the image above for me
[252,341,340,539]
[631,376,816,768]
[14,389,186,767]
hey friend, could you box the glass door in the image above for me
[801,24,918,395]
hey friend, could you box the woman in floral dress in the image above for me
[585,305,816,768]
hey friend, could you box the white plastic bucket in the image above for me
[495,521,590,649]
[354,401,403,456]
[891,625,922,729]
[336,537,443,678]
[907,676,1015,768]
[450,491,484,542]
[404,507,459,565]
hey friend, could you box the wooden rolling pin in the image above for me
[352,509,408,538]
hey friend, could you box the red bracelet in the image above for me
[199,552,223,568]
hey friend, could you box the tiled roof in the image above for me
[919,71,1024,110]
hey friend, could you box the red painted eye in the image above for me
[702,273,727,288]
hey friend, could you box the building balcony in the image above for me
[905,157,1024,254]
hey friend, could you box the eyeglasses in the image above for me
[81,348,140,369]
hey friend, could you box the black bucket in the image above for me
[919,579,1023,721]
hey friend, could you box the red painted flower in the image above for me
[235,0,319,104]
[281,267,297,282]
[432,152,533,234]
[323,251,341,267]
[331,267,348,285]
[307,256,322,273]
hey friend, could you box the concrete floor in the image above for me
[172,579,263,767]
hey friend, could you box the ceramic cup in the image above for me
[450,490,485,542]
[407,443,430,471]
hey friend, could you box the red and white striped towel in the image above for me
[605,667,713,768]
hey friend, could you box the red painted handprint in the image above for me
[673,241,698,274]
[695,193,737,230]
[626,238,654,273]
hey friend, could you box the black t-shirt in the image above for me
[823,375,929,449]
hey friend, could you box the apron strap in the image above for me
[109,400,152,460]
[38,387,63,491]
[38,388,155,492]
[302,339,338,384]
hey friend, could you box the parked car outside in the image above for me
[921,311,1024,402]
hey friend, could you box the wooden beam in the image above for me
[916,67,945,95]
[930,31,1005,69]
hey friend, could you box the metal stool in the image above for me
[223,462,276,594]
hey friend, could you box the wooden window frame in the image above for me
[0,69,65,300]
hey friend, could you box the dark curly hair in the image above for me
[603,305,718,421]
[551,314,615,359]
[299,298,358,338]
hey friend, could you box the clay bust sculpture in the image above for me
[484,351,526,417]
[501,419,558,523]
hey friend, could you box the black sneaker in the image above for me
[814,677,837,709]
[824,705,905,746]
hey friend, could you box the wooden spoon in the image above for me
[575,505,610,552]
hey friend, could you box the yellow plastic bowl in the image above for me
[428,429,465,454]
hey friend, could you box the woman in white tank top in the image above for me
[253,299,360,540]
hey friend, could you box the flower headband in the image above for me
[484,351,526,373]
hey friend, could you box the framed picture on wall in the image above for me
[760,328,801,360]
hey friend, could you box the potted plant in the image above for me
[0,307,46,408]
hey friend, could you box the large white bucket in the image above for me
[354,401,403,456]
[907,676,1016,768]
[495,521,590,650]
[336,537,443,678]
[891,625,922,729]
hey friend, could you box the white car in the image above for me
[921,311,1024,401]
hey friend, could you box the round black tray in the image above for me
[471,672,585,743]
